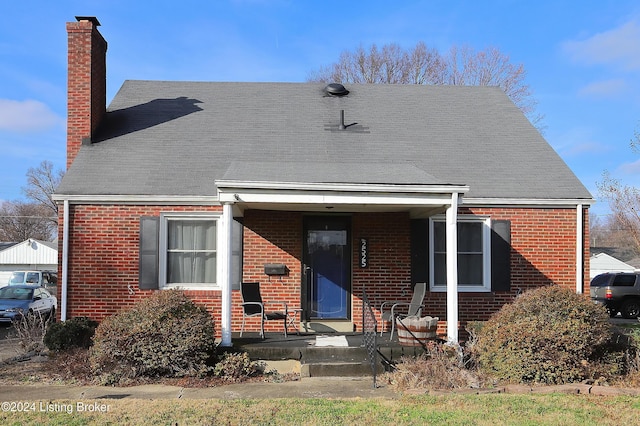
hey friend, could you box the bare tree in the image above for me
[308,42,543,128]
[597,124,640,256]
[21,160,64,227]
[630,122,640,152]
[590,212,639,258]
[0,201,55,242]
[597,171,640,255]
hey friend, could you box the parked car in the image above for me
[0,285,57,323]
[590,272,640,318]
[8,270,57,290]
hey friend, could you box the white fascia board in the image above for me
[53,182,472,206]
[463,197,595,207]
[221,191,456,206]
[216,180,469,206]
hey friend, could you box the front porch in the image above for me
[217,178,471,347]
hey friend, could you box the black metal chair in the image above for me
[240,282,288,338]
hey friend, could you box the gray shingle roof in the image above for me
[56,81,592,200]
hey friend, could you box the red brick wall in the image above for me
[66,18,107,168]
[418,207,589,326]
[58,204,223,331]
[59,205,588,337]
[237,211,303,333]
[239,211,412,333]
[352,212,411,332]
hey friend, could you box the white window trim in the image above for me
[159,212,222,290]
[429,215,492,293]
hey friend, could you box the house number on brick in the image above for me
[360,238,368,268]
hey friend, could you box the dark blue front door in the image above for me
[303,216,351,320]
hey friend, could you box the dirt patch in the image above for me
[0,349,299,388]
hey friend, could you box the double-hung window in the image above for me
[160,213,219,289]
[430,216,491,292]
[140,212,243,291]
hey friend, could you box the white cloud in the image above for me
[618,158,640,175]
[563,141,610,156]
[550,125,609,157]
[578,78,628,98]
[563,20,640,71]
[0,99,62,132]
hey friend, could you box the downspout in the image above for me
[220,202,234,347]
[446,192,459,343]
[576,204,584,294]
[61,199,70,321]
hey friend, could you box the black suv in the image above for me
[590,272,640,318]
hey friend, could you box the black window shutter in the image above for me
[139,216,160,290]
[491,220,511,292]
[410,219,429,285]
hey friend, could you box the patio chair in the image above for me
[240,282,288,339]
[379,282,427,340]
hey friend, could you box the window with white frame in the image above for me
[430,216,491,292]
[139,213,243,291]
[160,213,220,288]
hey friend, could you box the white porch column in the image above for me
[576,204,584,294]
[220,203,234,347]
[446,193,459,343]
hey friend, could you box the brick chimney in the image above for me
[66,16,107,169]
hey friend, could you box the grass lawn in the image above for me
[1,393,639,425]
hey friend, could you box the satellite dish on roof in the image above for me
[324,83,349,97]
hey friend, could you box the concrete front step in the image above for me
[286,347,396,378]
[231,333,422,377]
[301,361,375,378]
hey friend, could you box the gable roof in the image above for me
[590,252,637,277]
[56,81,592,201]
[0,239,57,265]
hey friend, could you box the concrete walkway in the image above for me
[0,377,398,401]
[1,380,639,402]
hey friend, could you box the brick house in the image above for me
[55,17,593,345]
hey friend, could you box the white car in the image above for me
[8,271,57,289]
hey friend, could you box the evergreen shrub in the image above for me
[44,316,98,352]
[89,290,216,384]
[476,285,612,384]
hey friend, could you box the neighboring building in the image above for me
[0,240,58,285]
[590,252,638,278]
[54,17,593,345]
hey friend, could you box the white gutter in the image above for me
[463,197,595,207]
[446,192,459,343]
[61,199,70,321]
[220,203,233,347]
[51,194,218,205]
[576,204,584,294]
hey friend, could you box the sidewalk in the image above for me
[0,377,399,401]
[1,379,640,402]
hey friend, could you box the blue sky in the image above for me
[1,1,639,220]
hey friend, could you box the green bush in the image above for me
[475,285,612,384]
[90,290,216,384]
[44,317,98,352]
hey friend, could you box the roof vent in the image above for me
[324,83,349,97]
